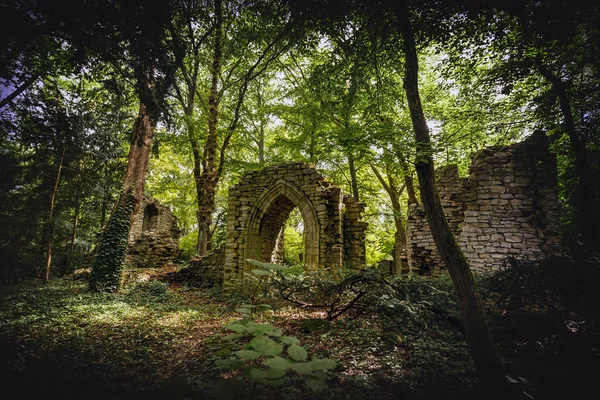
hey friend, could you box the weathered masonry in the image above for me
[127,196,181,268]
[223,162,367,292]
[406,131,561,274]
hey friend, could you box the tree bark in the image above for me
[90,97,157,292]
[348,152,360,201]
[397,3,506,394]
[536,63,595,247]
[197,0,223,256]
[43,147,66,283]
[371,164,406,275]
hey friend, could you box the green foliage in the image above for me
[211,310,337,398]
[89,195,134,292]
[178,231,198,261]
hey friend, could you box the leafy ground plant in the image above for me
[209,259,337,398]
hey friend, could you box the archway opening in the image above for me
[245,188,320,270]
[142,204,159,232]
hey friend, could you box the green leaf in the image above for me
[266,367,286,379]
[240,304,256,309]
[223,333,243,341]
[263,357,293,370]
[234,350,261,361]
[266,328,282,337]
[289,362,313,375]
[227,324,246,333]
[250,336,274,350]
[288,345,308,361]
[280,336,300,345]
[215,358,245,370]
[254,323,275,335]
[311,358,337,370]
[249,368,268,380]
[251,269,271,276]
[257,304,272,309]
[235,308,251,314]
[256,342,283,357]
[305,377,328,393]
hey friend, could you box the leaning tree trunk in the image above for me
[43,147,66,283]
[537,64,595,248]
[90,100,157,292]
[397,3,506,395]
[197,0,223,256]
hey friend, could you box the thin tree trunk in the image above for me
[348,152,360,201]
[537,63,595,247]
[394,144,418,205]
[43,147,66,283]
[197,0,223,256]
[69,189,82,256]
[371,164,406,274]
[397,3,506,394]
[0,74,40,110]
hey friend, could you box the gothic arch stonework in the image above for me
[223,162,367,292]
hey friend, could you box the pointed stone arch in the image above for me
[244,179,320,268]
[223,162,368,292]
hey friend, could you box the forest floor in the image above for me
[1,267,599,400]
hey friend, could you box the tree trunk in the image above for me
[394,144,418,205]
[348,151,360,201]
[537,63,595,248]
[197,0,223,256]
[43,147,66,283]
[90,99,157,292]
[371,164,406,275]
[397,3,506,394]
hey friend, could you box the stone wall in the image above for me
[406,131,561,274]
[127,196,181,268]
[223,162,367,292]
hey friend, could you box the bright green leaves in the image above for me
[234,350,261,360]
[215,316,337,394]
[288,344,308,361]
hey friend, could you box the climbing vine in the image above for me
[89,193,135,292]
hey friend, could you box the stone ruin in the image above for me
[406,131,561,274]
[126,196,181,268]
[223,162,368,292]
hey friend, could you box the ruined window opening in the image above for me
[271,207,306,265]
[142,204,159,232]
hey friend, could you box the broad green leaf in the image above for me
[289,362,313,375]
[257,304,272,309]
[256,342,283,357]
[288,345,308,361]
[251,269,271,276]
[223,333,243,341]
[305,377,328,393]
[234,350,261,360]
[215,358,245,370]
[227,324,246,333]
[311,358,337,370]
[280,336,300,345]
[235,308,251,314]
[266,367,286,379]
[263,356,293,370]
[249,368,268,380]
[240,304,256,309]
[266,328,282,337]
[250,336,274,350]
[254,323,275,335]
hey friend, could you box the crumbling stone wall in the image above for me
[406,131,561,274]
[223,162,367,292]
[127,196,181,268]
